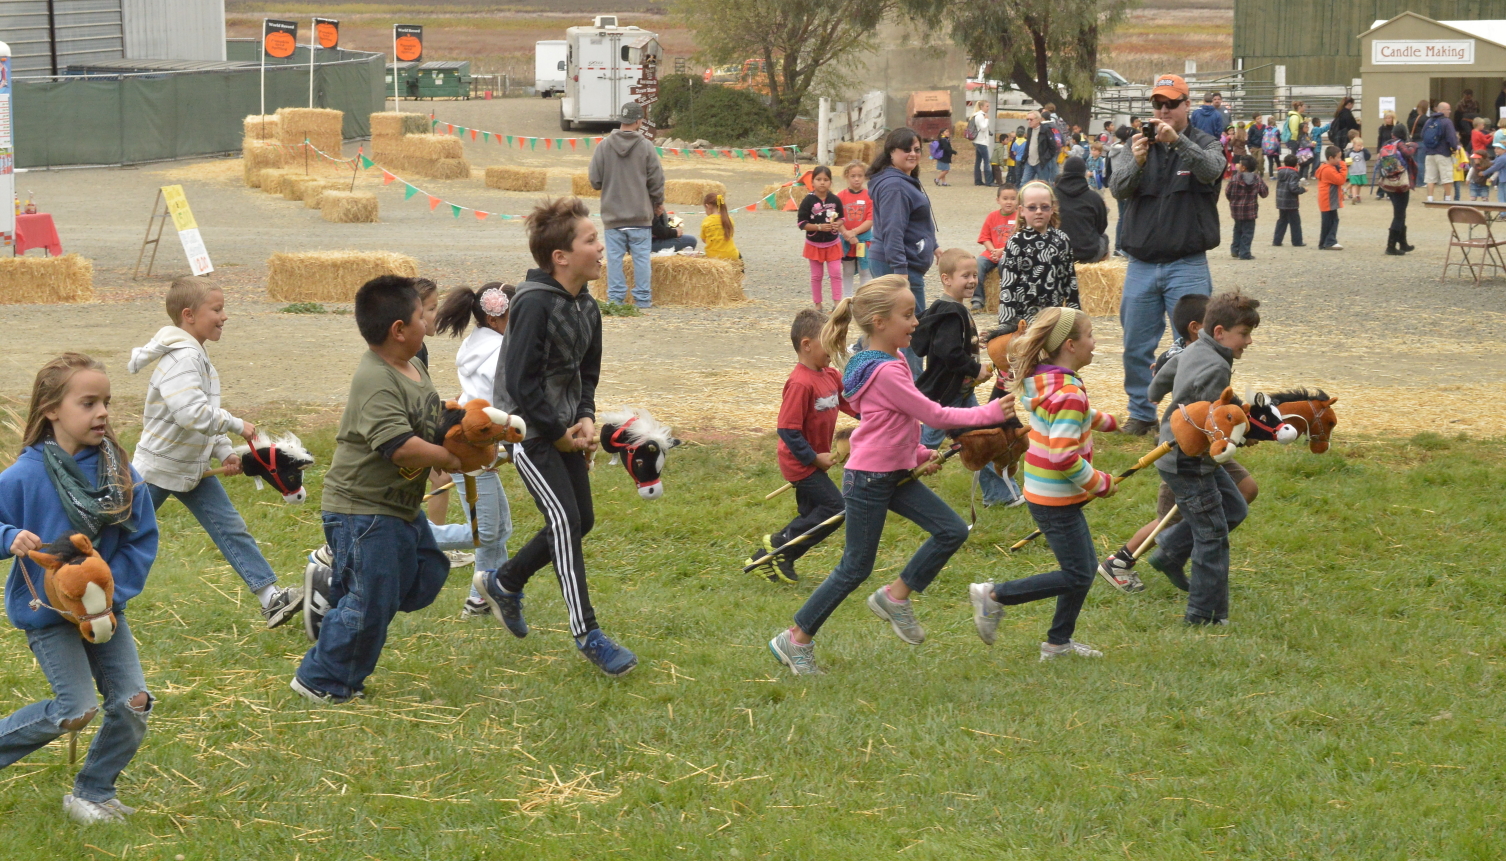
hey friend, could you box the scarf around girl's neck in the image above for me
[843,349,901,398]
[41,438,134,540]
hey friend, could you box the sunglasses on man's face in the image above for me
[1152,98,1186,110]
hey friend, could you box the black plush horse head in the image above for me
[1242,391,1300,444]
[598,408,681,500]
[235,433,315,504]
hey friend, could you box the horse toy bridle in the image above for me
[606,416,658,491]
[247,439,297,497]
[1277,400,1333,448]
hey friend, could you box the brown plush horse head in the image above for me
[435,399,527,473]
[1170,387,1249,463]
[28,534,116,643]
[956,426,1029,476]
[1269,388,1339,453]
[984,320,1027,379]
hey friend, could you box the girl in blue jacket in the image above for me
[0,353,159,825]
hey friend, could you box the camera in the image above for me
[1143,120,1160,138]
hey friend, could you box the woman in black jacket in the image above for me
[1330,98,1360,149]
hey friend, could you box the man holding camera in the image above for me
[1108,73,1226,436]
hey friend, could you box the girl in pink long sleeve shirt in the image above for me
[769,276,1015,676]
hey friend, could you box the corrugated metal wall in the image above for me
[1236,0,1506,84]
[0,0,126,75]
[122,0,225,62]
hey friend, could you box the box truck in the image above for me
[559,17,661,131]
[535,40,566,98]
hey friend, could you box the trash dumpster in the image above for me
[415,61,473,100]
[906,90,953,140]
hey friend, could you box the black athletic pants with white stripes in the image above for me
[499,437,597,637]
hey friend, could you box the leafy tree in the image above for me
[902,0,1137,129]
[652,76,782,146]
[674,0,896,130]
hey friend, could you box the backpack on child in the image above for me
[1375,144,1410,192]
[929,139,944,160]
[1296,146,1314,164]
[1262,125,1281,155]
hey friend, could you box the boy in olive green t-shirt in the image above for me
[292,275,464,704]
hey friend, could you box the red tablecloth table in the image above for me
[14,213,61,256]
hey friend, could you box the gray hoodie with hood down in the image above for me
[588,129,666,229]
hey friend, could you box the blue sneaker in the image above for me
[472,568,528,638]
[575,629,637,677]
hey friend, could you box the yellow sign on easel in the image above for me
[160,185,212,275]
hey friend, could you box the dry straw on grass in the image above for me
[0,254,94,304]
[266,251,416,302]
[243,114,281,141]
[664,179,725,205]
[259,169,292,195]
[572,173,599,198]
[589,256,745,307]
[1077,259,1127,316]
[834,140,878,165]
[485,166,548,192]
[302,180,344,209]
[276,107,343,155]
[320,191,379,223]
[242,140,285,187]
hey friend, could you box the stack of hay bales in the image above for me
[276,107,344,156]
[761,181,799,209]
[242,114,285,187]
[834,140,879,165]
[367,112,469,179]
[1076,259,1127,316]
[260,169,293,195]
[0,254,95,304]
[320,192,380,223]
[982,268,1001,315]
[485,166,548,192]
[369,111,432,169]
[282,175,322,201]
[588,256,744,307]
[571,173,599,198]
[302,180,345,209]
[663,179,725,206]
[267,251,416,302]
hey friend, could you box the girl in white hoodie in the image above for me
[435,283,516,618]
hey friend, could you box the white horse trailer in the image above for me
[535,41,567,98]
[559,18,661,131]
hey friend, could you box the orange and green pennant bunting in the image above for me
[506,135,514,147]
[404,183,418,200]
[451,204,462,218]
[359,154,374,169]
[428,195,441,211]
[474,210,488,221]
[382,170,396,185]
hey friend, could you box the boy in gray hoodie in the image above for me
[588,102,665,308]
[1144,291,1261,625]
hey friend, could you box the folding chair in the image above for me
[1442,206,1506,285]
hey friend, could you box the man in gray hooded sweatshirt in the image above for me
[589,102,665,308]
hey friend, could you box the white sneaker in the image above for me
[1040,640,1103,661]
[63,794,126,824]
[969,583,1004,645]
[446,550,475,569]
[460,596,489,620]
[99,798,137,817]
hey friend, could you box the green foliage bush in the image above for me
[651,75,780,147]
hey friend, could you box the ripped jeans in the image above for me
[0,616,151,803]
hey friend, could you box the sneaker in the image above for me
[1146,552,1190,592]
[867,586,925,645]
[260,586,304,629]
[98,798,137,817]
[746,535,798,584]
[446,550,475,569]
[969,583,1004,646]
[1121,417,1157,436]
[472,567,528,638]
[576,629,637,677]
[1040,640,1103,661]
[460,595,489,620]
[1096,547,1145,594]
[768,628,823,675]
[63,794,126,824]
[1185,616,1229,627]
[303,548,333,643]
[1239,254,1255,260]
[289,675,356,705]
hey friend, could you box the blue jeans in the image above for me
[1152,467,1248,623]
[1022,160,1058,184]
[1230,219,1256,257]
[974,143,993,185]
[1120,253,1213,422]
[604,226,653,306]
[991,502,1096,644]
[1114,195,1127,251]
[150,477,276,593]
[919,392,1021,505]
[297,513,449,698]
[0,617,150,802]
[1497,182,1506,203]
[868,257,927,375]
[793,468,969,637]
[651,236,697,253]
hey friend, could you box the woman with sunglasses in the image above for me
[866,127,939,373]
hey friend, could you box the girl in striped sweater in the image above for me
[968,307,1118,660]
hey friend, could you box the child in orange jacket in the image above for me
[1316,146,1346,250]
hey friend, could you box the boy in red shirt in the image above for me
[973,184,1019,311]
[837,161,874,291]
[747,308,855,584]
[1316,145,1346,250]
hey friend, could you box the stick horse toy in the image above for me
[598,408,681,500]
[202,433,316,504]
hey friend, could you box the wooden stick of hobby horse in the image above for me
[1132,505,1179,560]
[1007,441,1174,552]
[422,481,456,502]
[744,444,961,573]
[765,449,850,500]
[202,467,231,477]
[465,474,481,548]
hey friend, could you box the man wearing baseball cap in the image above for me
[589,101,665,308]
[1107,73,1226,436]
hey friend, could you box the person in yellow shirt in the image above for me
[700,193,740,261]
[1452,146,1469,201]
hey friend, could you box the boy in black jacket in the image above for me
[477,197,637,677]
[913,249,1021,506]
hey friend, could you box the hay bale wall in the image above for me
[282,174,321,201]
[302,180,344,209]
[0,254,94,304]
[588,255,744,307]
[485,166,548,192]
[267,251,417,302]
[259,169,292,194]
[244,114,281,142]
[663,179,725,206]
[320,192,379,224]
[571,173,599,198]
[982,267,1000,315]
[1076,259,1126,316]
[369,111,429,138]
[242,140,285,187]
[276,107,343,155]
[834,140,878,166]
[371,133,470,179]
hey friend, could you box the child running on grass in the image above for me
[969,308,1118,660]
[700,193,740,261]
[837,162,874,290]
[746,308,856,584]
[0,353,158,823]
[435,282,516,619]
[798,165,845,310]
[768,276,1014,676]
[127,277,302,628]
[998,181,1080,326]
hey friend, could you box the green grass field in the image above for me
[1,422,1502,859]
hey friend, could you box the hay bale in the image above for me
[834,140,878,166]
[1076,259,1126,316]
[485,166,548,192]
[983,266,1000,315]
[588,255,744,307]
[663,179,725,206]
[572,173,599,198]
[275,107,344,155]
[320,192,379,223]
[267,251,417,302]
[397,134,464,160]
[242,140,285,187]
[302,180,344,209]
[428,158,472,180]
[0,254,94,304]
[244,114,281,141]
[260,169,293,194]
[369,111,429,138]
[282,174,321,201]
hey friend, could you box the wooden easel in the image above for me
[132,189,171,279]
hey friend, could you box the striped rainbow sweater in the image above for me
[1020,365,1118,505]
